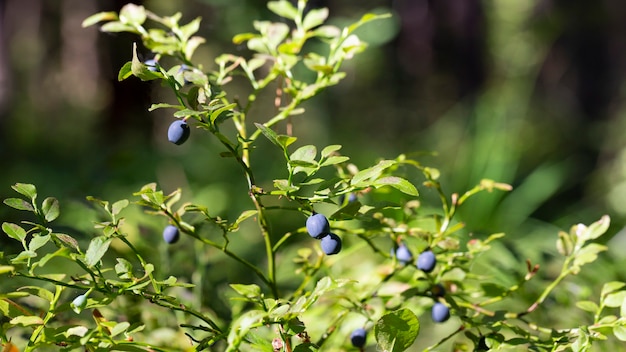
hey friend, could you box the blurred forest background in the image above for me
[3,0,626,339]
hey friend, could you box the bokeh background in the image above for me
[2,0,626,350]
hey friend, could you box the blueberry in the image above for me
[144,58,158,72]
[167,120,190,145]
[395,244,413,264]
[350,327,367,348]
[320,233,342,255]
[163,225,180,244]
[431,302,450,323]
[417,250,436,273]
[306,213,330,239]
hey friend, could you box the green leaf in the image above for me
[111,199,129,216]
[110,322,131,338]
[267,1,299,20]
[118,61,133,81]
[320,156,350,167]
[227,310,267,349]
[179,17,201,41]
[29,234,50,252]
[185,36,206,60]
[347,13,392,36]
[232,210,258,229]
[119,3,146,25]
[614,326,626,342]
[55,233,79,251]
[82,11,118,27]
[11,183,37,200]
[604,291,626,308]
[210,103,237,124]
[3,198,34,212]
[573,243,607,268]
[273,179,299,193]
[131,43,162,81]
[289,160,318,168]
[100,21,136,33]
[575,300,599,313]
[584,215,610,241]
[42,197,60,222]
[601,281,626,298]
[556,231,573,256]
[0,300,8,315]
[255,123,282,148]
[293,343,317,352]
[232,33,258,45]
[321,145,342,158]
[373,176,419,196]
[18,286,54,302]
[115,258,134,279]
[2,222,27,242]
[11,250,37,264]
[0,266,15,275]
[302,8,329,31]
[351,160,396,185]
[277,135,298,148]
[85,236,112,267]
[38,247,71,267]
[375,308,420,352]
[10,315,44,326]
[230,284,262,299]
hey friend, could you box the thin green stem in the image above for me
[423,325,465,352]
[118,236,161,294]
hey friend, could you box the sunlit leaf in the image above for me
[375,308,420,352]
[267,0,298,20]
[2,222,27,242]
[85,236,112,267]
[3,198,34,212]
[42,197,60,222]
[11,183,37,200]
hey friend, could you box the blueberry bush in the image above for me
[1,1,625,351]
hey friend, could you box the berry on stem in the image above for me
[168,120,190,145]
[306,213,330,239]
[417,250,436,273]
[394,244,413,264]
[350,327,367,348]
[320,233,342,255]
[431,302,450,323]
[163,225,180,244]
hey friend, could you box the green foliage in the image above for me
[0,1,624,351]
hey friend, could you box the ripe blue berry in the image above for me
[163,225,180,244]
[395,244,413,264]
[417,250,436,273]
[168,120,190,145]
[350,327,367,348]
[306,213,330,239]
[320,233,342,255]
[431,302,450,323]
